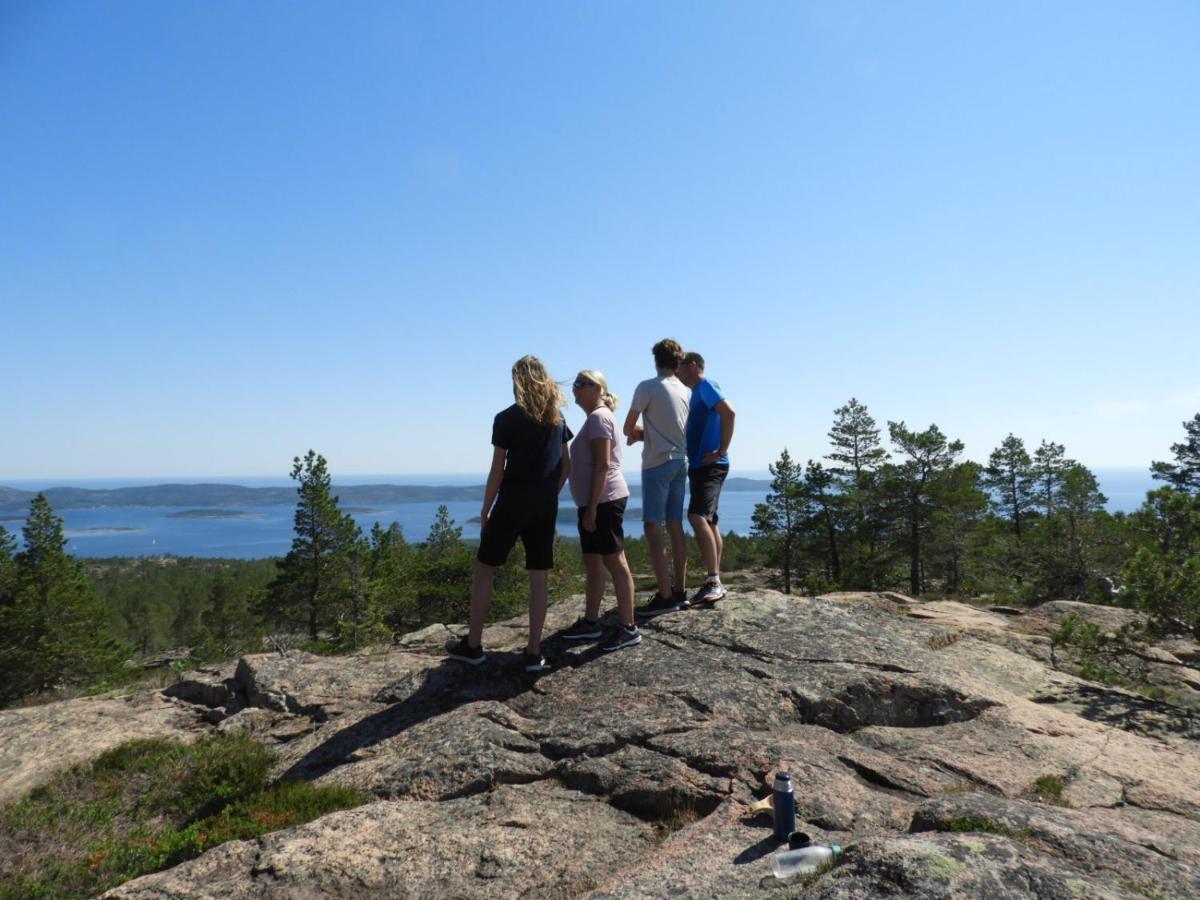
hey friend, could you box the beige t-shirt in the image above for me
[630,372,690,470]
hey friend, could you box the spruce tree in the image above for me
[0,494,125,704]
[414,505,473,625]
[826,399,889,587]
[264,451,364,640]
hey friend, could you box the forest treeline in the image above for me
[750,400,1200,640]
[2,404,1198,708]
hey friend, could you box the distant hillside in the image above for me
[0,478,771,514]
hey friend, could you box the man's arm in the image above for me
[623,407,644,445]
[701,399,735,466]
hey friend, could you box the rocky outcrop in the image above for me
[3,590,1198,897]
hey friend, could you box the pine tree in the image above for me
[414,506,473,625]
[886,422,965,595]
[982,434,1036,538]
[264,451,364,640]
[802,461,844,586]
[0,525,16,607]
[0,495,126,704]
[1150,412,1200,495]
[751,449,804,593]
[1032,440,1070,518]
[826,399,889,587]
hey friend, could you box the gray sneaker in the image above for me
[688,581,726,607]
[600,624,643,652]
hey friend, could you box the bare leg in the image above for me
[689,513,721,579]
[582,553,606,621]
[526,569,549,655]
[643,521,672,597]
[602,552,636,627]
[713,526,724,574]
[666,519,687,592]
[468,561,496,647]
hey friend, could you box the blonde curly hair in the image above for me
[512,355,565,426]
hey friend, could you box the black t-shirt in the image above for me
[492,403,573,488]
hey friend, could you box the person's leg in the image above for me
[467,561,496,647]
[526,569,549,655]
[583,553,606,621]
[664,460,688,595]
[713,525,725,573]
[644,522,672,597]
[689,513,721,577]
[641,463,673,597]
[667,520,688,593]
[602,552,636,627]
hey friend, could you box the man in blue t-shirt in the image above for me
[678,351,736,605]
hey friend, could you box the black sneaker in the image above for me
[635,592,684,618]
[448,636,486,665]
[523,651,548,673]
[600,624,642,652]
[688,580,727,607]
[672,588,688,607]
[560,617,604,640]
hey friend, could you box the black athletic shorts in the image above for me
[477,485,558,570]
[687,463,729,524]
[577,497,627,556]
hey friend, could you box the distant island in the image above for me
[0,480,770,513]
[166,509,254,519]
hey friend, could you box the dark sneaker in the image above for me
[635,592,684,618]
[448,636,486,665]
[688,580,727,607]
[600,624,642,652]
[560,617,604,640]
[672,588,688,607]
[523,651,548,673]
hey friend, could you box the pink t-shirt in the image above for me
[569,406,629,507]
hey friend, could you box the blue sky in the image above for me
[2,1,1198,480]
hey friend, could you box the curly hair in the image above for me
[512,355,565,426]
[652,338,684,371]
[576,369,619,412]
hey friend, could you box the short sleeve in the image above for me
[562,422,574,443]
[630,381,648,412]
[491,410,510,448]
[699,379,725,410]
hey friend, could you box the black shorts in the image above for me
[688,463,729,524]
[577,497,627,556]
[477,486,558,570]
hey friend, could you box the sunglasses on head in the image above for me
[573,378,597,389]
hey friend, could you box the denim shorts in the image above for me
[640,457,687,524]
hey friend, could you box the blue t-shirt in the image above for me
[685,378,728,468]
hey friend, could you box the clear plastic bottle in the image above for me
[771,843,842,879]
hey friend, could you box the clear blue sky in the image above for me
[2,1,1198,480]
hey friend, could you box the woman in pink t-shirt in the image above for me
[561,369,642,652]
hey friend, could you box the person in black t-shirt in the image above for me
[448,355,572,673]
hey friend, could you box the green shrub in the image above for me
[0,734,365,899]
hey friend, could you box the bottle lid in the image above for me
[832,845,843,855]
[774,772,792,786]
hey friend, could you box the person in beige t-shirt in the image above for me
[623,338,692,616]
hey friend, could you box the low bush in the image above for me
[0,733,365,899]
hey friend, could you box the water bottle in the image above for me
[772,772,795,841]
[771,843,842,879]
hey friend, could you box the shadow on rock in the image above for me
[278,642,608,784]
